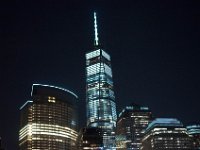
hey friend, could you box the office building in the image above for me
[19,84,78,150]
[77,127,103,150]
[116,103,152,150]
[187,124,200,149]
[85,12,117,149]
[141,118,193,150]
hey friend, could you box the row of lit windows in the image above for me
[86,55,111,67]
[87,73,113,85]
[142,128,189,142]
[86,49,110,61]
[19,123,78,143]
[32,105,70,110]
[87,90,115,101]
[87,82,113,89]
[86,63,112,77]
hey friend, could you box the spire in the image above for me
[94,12,99,46]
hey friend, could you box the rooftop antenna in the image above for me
[94,12,99,46]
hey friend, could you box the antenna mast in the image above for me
[94,12,99,46]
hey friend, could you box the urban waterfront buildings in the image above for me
[85,12,117,149]
[116,103,152,150]
[187,124,200,149]
[19,84,78,150]
[141,118,193,150]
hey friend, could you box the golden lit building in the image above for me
[19,84,78,150]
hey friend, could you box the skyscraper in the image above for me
[116,103,152,150]
[85,12,117,149]
[19,84,78,150]
[141,118,194,150]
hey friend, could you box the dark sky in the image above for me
[1,0,200,149]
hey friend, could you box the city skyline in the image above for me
[1,0,200,149]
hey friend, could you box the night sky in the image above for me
[1,0,200,149]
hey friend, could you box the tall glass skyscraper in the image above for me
[19,84,78,150]
[85,12,117,149]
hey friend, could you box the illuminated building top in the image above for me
[118,103,150,118]
[94,12,99,46]
[187,124,200,149]
[31,84,78,98]
[187,124,200,134]
[146,118,183,132]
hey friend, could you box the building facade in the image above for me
[19,84,78,150]
[187,124,200,149]
[85,12,117,149]
[116,103,152,150]
[141,118,193,150]
[77,127,103,150]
